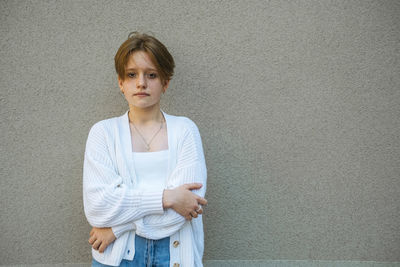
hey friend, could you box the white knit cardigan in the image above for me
[83,110,207,267]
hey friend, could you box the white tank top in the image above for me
[132,149,169,239]
[132,149,169,192]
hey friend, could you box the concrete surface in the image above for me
[1,0,399,265]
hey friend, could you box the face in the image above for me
[118,51,169,110]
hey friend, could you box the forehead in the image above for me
[126,51,157,70]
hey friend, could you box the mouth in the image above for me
[134,93,150,96]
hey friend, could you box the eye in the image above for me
[147,73,157,79]
[127,72,136,78]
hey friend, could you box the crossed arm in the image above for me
[89,183,207,252]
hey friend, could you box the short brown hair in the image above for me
[114,32,175,83]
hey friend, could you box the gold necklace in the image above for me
[130,114,165,151]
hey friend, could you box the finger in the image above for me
[197,197,208,205]
[88,235,96,245]
[185,215,192,220]
[92,239,102,250]
[184,183,203,190]
[190,211,198,218]
[98,242,107,253]
[196,207,203,214]
[90,228,94,236]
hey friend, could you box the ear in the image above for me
[163,79,170,93]
[118,76,124,92]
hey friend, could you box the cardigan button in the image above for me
[173,263,180,267]
[173,240,180,248]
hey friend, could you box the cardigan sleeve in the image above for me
[135,118,207,240]
[83,122,164,228]
[111,222,135,238]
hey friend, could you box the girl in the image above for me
[83,32,207,267]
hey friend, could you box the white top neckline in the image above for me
[132,149,169,154]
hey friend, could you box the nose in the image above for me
[136,73,147,88]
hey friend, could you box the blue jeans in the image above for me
[92,234,170,267]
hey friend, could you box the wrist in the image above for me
[162,189,173,209]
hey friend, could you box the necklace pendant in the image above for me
[131,115,164,153]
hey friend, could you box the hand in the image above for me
[88,227,116,253]
[163,183,208,220]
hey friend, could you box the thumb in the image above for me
[183,183,203,190]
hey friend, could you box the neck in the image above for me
[128,104,163,125]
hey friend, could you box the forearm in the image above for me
[84,188,164,228]
[111,222,135,238]
[137,209,187,239]
[139,163,207,238]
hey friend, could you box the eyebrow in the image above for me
[125,68,158,72]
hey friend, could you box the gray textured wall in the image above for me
[1,0,399,265]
